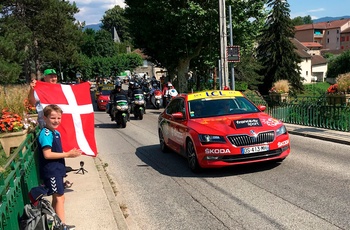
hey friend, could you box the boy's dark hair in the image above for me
[43,104,63,117]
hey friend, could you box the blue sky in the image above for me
[72,0,350,25]
[288,0,350,19]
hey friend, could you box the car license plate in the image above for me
[241,145,269,154]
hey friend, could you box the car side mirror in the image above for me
[172,112,184,120]
[257,105,266,111]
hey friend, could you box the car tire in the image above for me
[186,140,202,173]
[159,129,169,153]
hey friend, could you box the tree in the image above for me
[100,6,131,43]
[0,0,83,82]
[257,0,303,94]
[125,0,267,93]
[327,50,350,79]
[292,15,313,26]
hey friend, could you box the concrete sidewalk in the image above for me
[63,123,349,230]
[64,156,128,230]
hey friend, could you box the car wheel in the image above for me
[159,129,169,153]
[186,140,201,173]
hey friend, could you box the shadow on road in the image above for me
[135,144,281,178]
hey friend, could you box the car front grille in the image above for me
[227,131,275,147]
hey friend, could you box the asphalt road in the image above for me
[93,107,349,230]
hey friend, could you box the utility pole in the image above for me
[219,0,228,89]
[229,6,235,90]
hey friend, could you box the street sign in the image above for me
[227,45,240,62]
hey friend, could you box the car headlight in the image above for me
[276,125,287,137]
[198,134,226,143]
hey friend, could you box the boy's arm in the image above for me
[42,147,82,160]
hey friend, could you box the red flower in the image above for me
[327,84,338,94]
[0,109,24,133]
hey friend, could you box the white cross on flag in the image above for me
[35,81,97,156]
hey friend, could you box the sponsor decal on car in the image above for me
[261,118,282,127]
[277,140,289,147]
[205,148,231,154]
[187,90,243,101]
[233,118,262,128]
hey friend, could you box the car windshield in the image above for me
[188,97,260,118]
[100,90,110,95]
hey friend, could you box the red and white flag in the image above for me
[35,81,97,157]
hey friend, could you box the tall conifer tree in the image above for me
[257,0,303,94]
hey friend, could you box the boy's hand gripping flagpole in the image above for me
[35,81,98,156]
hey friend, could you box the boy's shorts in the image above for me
[44,176,64,195]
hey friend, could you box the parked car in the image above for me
[158,90,290,172]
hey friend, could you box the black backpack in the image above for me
[19,186,64,230]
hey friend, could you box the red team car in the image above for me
[96,90,111,111]
[158,90,290,172]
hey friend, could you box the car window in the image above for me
[166,98,186,117]
[101,90,110,95]
[188,97,260,118]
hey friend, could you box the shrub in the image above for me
[269,80,290,93]
[0,85,29,115]
[335,72,350,93]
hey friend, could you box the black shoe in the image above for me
[63,224,76,230]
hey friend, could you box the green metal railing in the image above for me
[0,128,41,230]
[247,94,350,132]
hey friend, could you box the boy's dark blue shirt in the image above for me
[38,127,66,179]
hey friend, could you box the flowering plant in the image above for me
[269,80,290,94]
[327,73,350,94]
[24,99,37,114]
[0,109,25,133]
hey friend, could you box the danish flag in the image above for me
[35,81,97,156]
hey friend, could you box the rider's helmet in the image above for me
[115,81,122,90]
[129,81,135,89]
[167,82,173,88]
[134,82,140,89]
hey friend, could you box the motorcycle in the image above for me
[164,88,178,107]
[150,83,163,109]
[131,88,146,120]
[111,94,129,128]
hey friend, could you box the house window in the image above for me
[306,71,308,76]
[347,36,349,41]
[337,29,339,34]
[337,37,339,42]
[327,31,329,35]
[327,38,329,43]
[142,60,148,67]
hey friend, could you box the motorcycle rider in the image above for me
[108,82,130,121]
[130,82,146,114]
[163,82,176,107]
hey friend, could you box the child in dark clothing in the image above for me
[38,104,81,229]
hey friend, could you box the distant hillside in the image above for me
[313,16,350,23]
[84,23,102,31]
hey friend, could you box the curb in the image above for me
[94,157,129,230]
[287,130,350,145]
